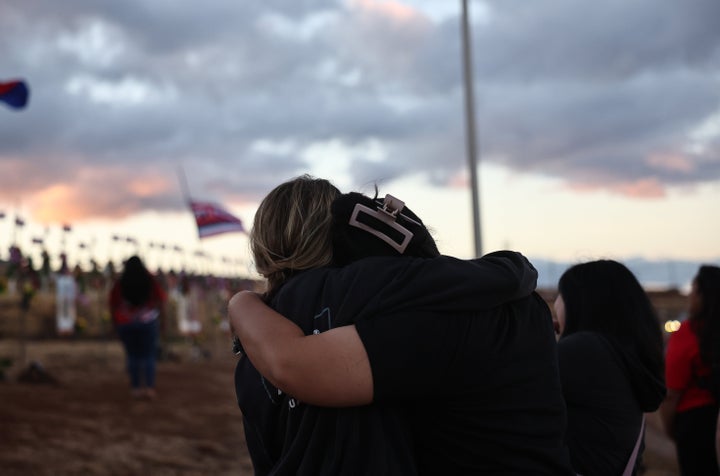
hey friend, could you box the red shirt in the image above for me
[665,320,715,412]
[109,279,166,325]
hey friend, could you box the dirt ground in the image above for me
[1,338,682,476]
[0,338,253,476]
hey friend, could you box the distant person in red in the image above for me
[109,256,167,399]
[661,265,720,476]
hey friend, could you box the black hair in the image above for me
[693,265,720,367]
[119,255,154,306]
[558,260,664,380]
[330,191,440,265]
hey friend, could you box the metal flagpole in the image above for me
[461,0,483,258]
[176,165,192,205]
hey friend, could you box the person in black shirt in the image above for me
[553,260,666,475]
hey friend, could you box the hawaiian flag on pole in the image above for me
[0,79,30,109]
[190,200,245,238]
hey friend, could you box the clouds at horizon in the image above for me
[1,0,719,223]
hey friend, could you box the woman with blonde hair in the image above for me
[249,174,341,298]
[236,175,419,475]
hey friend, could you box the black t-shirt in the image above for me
[236,358,416,476]
[355,292,574,475]
[236,252,571,475]
[558,331,658,476]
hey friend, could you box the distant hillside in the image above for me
[531,257,720,292]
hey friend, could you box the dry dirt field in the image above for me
[0,338,252,476]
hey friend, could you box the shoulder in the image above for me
[559,330,605,345]
[558,331,610,360]
[281,256,425,293]
[677,320,697,338]
[667,320,699,353]
[557,332,630,394]
[669,321,698,345]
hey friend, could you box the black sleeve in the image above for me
[382,252,538,313]
[331,252,538,327]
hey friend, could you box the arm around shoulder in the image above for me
[228,291,374,407]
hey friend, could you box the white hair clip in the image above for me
[349,194,415,254]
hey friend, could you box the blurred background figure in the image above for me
[661,265,720,476]
[55,256,77,336]
[553,260,666,476]
[109,255,167,399]
[173,274,201,337]
[171,274,205,360]
[5,244,23,295]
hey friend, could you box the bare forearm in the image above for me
[228,291,373,406]
[229,290,304,383]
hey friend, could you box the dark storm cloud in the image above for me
[0,0,718,221]
[472,0,720,81]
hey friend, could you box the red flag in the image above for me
[190,200,245,238]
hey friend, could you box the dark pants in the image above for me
[117,319,159,389]
[675,405,720,476]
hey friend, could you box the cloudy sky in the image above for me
[1,0,719,277]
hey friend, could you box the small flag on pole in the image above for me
[190,201,245,238]
[0,79,30,109]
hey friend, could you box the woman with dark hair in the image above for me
[553,260,666,475]
[110,255,167,399]
[660,264,720,475]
